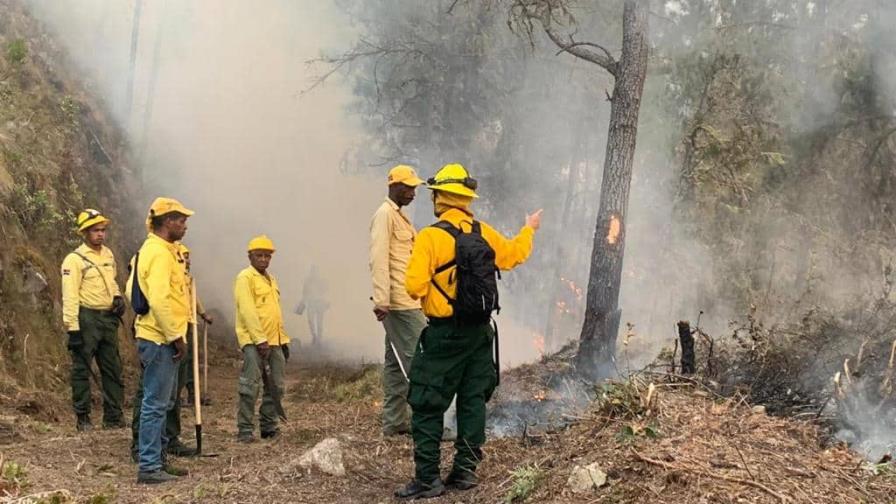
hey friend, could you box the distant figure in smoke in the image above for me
[296,264,329,347]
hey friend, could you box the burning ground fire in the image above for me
[533,333,546,356]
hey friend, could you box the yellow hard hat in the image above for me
[426,163,479,198]
[76,208,110,232]
[387,165,424,186]
[247,235,276,252]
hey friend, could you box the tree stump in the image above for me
[678,321,696,375]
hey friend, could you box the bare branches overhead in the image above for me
[507,0,618,76]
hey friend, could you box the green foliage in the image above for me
[868,462,896,479]
[4,148,23,167]
[505,464,543,502]
[331,365,382,402]
[595,380,645,419]
[616,422,661,444]
[1,460,27,486]
[6,185,65,234]
[60,96,80,125]
[6,39,27,65]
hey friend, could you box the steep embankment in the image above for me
[0,0,140,408]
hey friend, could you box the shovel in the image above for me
[191,281,218,457]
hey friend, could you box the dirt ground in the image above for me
[0,352,894,504]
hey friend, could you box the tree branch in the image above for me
[543,24,617,76]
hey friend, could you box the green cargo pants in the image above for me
[71,307,124,425]
[408,320,497,482]
[382,308,426,434]
[130,333,192,454]
[237,344,285,435]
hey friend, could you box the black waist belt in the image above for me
[79,306,114,315]
[427,316,491,327]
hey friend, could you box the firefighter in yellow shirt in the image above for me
[234,235,289,443]
[61,209,127,432]
[395,164,542,499]
[129,197,193,484]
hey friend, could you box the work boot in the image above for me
[384,424,411,437]
[167,440,198,457]
[103,418,127,430]
[445,469,478,490]
[237,432,256,443]
[394,478,445,499]
[76,414,92,432]
[137,470,178,484]
[261,428,280,440]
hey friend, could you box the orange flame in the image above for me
[533,333,545,356]
[607,215,621,245]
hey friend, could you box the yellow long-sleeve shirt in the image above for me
[61,244,120,331]
[369,197,421,310]
[405,208,535,318]
[234,266,289,348]
[129,233,190,344]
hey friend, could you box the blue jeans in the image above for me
[137,339,178,473]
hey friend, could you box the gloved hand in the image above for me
[282,344,290,362]
[67,331,83,351]
[200,312,213,325]
[111,295,127,317]
[256,341,271,360]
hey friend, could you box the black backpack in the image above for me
[128,253,150,316]
[430,220,500,324]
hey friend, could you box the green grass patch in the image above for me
[6,39,26,65]
[505,464,543,502]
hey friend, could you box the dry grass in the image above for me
[0,356,890,503]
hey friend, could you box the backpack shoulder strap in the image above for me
[72,251,96,269]
[431,221,460,274]
[431,220,461,238]
[73,250,117,298]
[470,220,482,235]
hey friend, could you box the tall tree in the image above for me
[511,0,650,376]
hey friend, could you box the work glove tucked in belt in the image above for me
[67,331,83,351]
[111,295,127,317]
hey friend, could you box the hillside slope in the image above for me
[0,0,141,396]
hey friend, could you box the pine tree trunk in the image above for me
[575,0,649,377]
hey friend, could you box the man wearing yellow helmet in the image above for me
[234,235,289,443]
[129,197,194,484]
[61,209,127,432]
[396,164,542,499]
